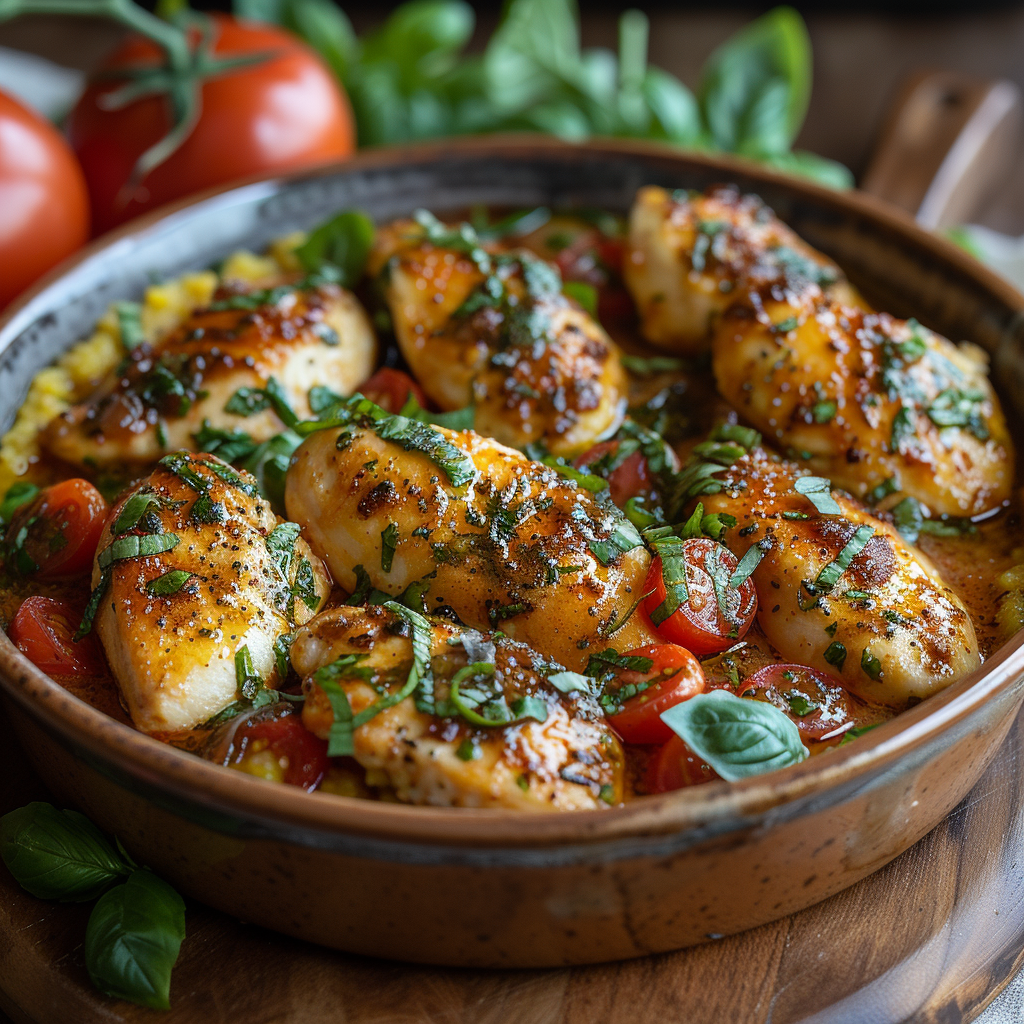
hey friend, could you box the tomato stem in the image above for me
[0,0,191,73]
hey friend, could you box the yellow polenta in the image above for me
[0,234,306,496]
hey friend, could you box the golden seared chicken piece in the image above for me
[712,291,1014,516]
[285,414,658,670]
[90,451,330,734]
[370,217,627,456]
[623,184,862,354]
[293,605,625,810]
[45,279,376,473]
[700,447,980,707]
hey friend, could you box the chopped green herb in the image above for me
[380,522,399,573]
[0,482,39,523]
[823,641,847,672]
[114,301,145,351]
[794,475,841,515]
[809,525,874,595]
[729,541,766,589]
[97,532,180,571]
[812,399,837,423]
[145,570,193,597]
[234,644,263,701]
[619,355,687,375]
[784,690,819,717]
[861,647,882,680]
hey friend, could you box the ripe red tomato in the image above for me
[68,15,354,234]
[554,231,634,323]
[8,596,105,676]
[739,663,855,742]
[231,711,329,791]
[647,735,720,792]
[605,643,705,745]
[642,541,758,655]
[5,479,108,578]
[575,440,650,508]
[361,368,429,414]
[0,90,89,309]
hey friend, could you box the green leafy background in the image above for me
[233,0,852,188]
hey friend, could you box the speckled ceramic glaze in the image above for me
[1,138,1023,968]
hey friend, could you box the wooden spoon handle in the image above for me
[861,71,1023,230]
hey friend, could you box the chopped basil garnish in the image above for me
[729,540,767,588]
[97,532,180,571]
[145,570,193,597]
[812,399,837,423]
[589,516,644,566]
[234,644,263,701]
[808,525,874,596]
[380,522,399,573]
[643,525,688,625]
[823,640,847,672]
[294,208,374,288]
[300,394,477,488]
[0,481,38,523]
[399,394,475,432]
[861,647,883,680]
[114,301,145,351]
[784,689,819,717]
[926,387,989,439]
[620,355,687,375]
[793,475,841,515]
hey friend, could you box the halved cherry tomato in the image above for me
[8,595,105,676]
[575,440,650,508]
[647,735,720,792]
[230,710,329,791]
[361,367,428,414]
[605,643,705,745]
[5,479,108,577]
[739,663,855,742]
[642,540,758,655]
[554,232,634,323]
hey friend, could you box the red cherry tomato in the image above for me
[0,90,90,308]
[739,663,856,742]
[575,440,650,508]
[361,367,429,414]
[647,735,720,792]
[67,15,354,234]
[8,596,105,676]
[642,540,758,655]
[5,479,109,578]
[232,711,329,791]
[605,643,705,745]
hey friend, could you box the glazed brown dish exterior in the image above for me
[1,138,1023,967]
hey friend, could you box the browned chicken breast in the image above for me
[700,446,981,707]
[285,411,658,670]
[44,278,376,473]
[623,184,862,354]
[292,604,625,810]
[370,216,627,456]
[711,290,1014,516]
[89,451,330,734]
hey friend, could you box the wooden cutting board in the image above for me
[2,710,1024,1024]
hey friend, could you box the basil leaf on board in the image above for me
[0,803,131,902]
[660,689,808,782]
[294,209,375,288]
[84,869,186,1011]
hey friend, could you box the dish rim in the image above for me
[1,134,1023,850]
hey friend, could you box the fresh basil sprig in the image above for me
[1,802,186,1010]
[660,689,808,782]
[237,0,851,189]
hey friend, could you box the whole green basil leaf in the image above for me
[0,802,131,902]
[362,0,474,81]
[286,0,358,81]
[660,689,808,782]
[761,149,854,190]
[233,0,285,22]
[698,6,811,156]
[642,68,701,144]
[295,209,375,288]
[84,870,186,1011]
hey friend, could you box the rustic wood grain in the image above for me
[2,711,1024,1024]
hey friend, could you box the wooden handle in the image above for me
[861,71,1023,230]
